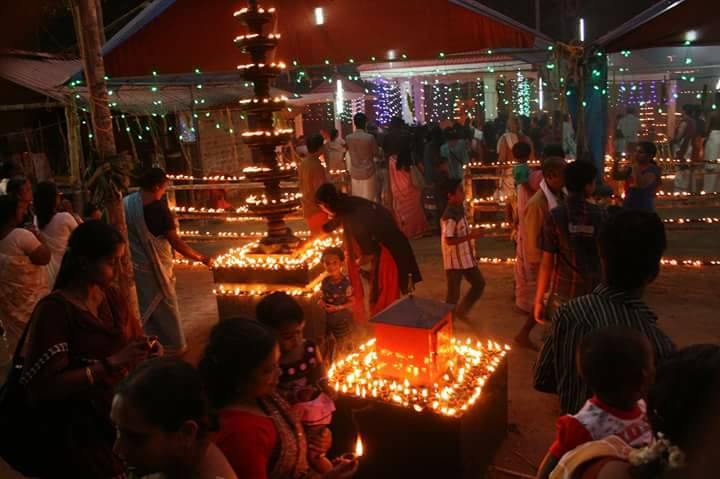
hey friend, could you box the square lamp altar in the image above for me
[328,295,509,478]
[212,234,342,338]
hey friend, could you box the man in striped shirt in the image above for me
[534,160,607,324]
[534,210,675,414]
[441,179,485,322]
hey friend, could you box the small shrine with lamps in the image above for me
[328,294,510,478]
[369,295,455,386]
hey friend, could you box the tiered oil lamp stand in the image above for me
[211,1,335,338]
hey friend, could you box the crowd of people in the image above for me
[0,103,717,479]
[614,105,720,193]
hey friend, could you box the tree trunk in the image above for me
[73,0,140,321]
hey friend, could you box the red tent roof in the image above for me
[104,0,534,77]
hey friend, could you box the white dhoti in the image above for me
[704,131,720,193]
[351,175,378,202]
[514,236,539,313]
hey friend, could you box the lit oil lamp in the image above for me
[341,435,364,462]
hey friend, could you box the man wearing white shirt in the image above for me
[618,107,641,156]
[345,113,379,201]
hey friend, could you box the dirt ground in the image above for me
[176,220,720,479]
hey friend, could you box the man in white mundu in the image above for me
[345,113,379,202]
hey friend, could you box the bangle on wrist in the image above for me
[85,366,95,386]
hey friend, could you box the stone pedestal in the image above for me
[329,361,508,478]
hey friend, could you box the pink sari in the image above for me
[388,156,428,239]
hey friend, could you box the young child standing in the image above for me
[511,141,532,190]
[319,247,354,359]
[536,326,655,479]
[256,292,335,474]
[441,179,485,323]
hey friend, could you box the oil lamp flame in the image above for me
[354,436,364,457]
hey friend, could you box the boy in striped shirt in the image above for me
[441,179,485,322]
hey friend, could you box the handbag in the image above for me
[410,164,426,190]
[0,314,40,475]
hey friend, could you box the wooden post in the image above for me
[73,0,140,321]
[65,101,83,186]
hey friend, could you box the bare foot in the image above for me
[514,334,539,352]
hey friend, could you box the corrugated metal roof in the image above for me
[0,51,81,101]
[0,52,304,113]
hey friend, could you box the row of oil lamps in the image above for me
[327,338,510,418]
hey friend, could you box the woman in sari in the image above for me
[388,149,428,240]
[35,181,78,288]
[315,184,421,320]
[198,318,358,479]
[16,221,158,478]
[0,196,50,366]
[299,134,330,236]
[124,168,211,356]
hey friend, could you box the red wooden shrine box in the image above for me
[369,295,454,386]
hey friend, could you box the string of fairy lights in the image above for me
[62,28,718,150]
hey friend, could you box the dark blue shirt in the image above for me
[623,164,661,211]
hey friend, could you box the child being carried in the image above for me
[536,326,654,479]
[257,292,336,474]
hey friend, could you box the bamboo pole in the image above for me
[73,0,140,321]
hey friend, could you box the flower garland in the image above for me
[628,432,686,470]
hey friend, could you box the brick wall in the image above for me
[197,109,252,176]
